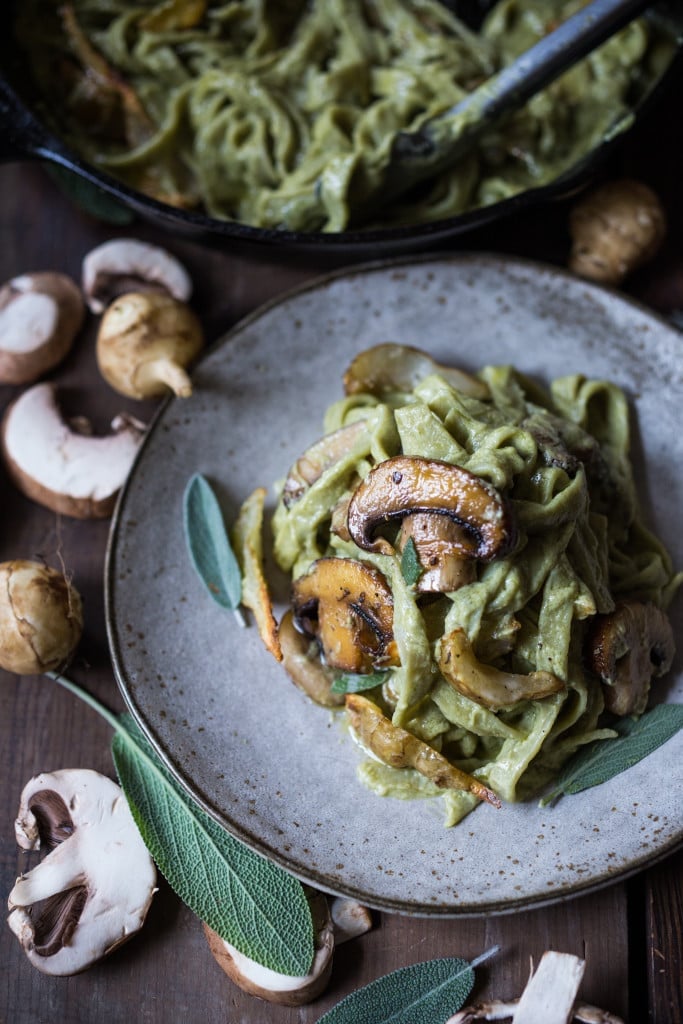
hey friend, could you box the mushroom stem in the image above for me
[137,356,194,398]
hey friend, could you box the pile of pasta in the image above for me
[271,345,679,825]
[19,0,664,230]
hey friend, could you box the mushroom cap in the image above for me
[0,560,83,674]
[0,272,85,385]
[347,455,516,562]
[1,382,145,518]
[343,343,489,400]
[82,238,192,313]
[8,769,157,976]
[96,291,204,399]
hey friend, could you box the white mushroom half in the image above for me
[82,238,192,313]
[1,382,146,518]
[204,889,334,1006]
[0,272,85,385]
[8,769,157,976]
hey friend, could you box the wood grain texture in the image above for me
[2,68,683,1020]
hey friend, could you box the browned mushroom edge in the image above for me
[290,557,399,674]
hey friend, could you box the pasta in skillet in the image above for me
[271,345,679,825]
[17,0,670,230]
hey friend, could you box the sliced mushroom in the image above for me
[1,382,145,518]
[347,456,516,574]
[343,343,489,400]
[279,610,345,707]
[82,238,192,313]
[0,272,85,385]
[585,601,675,716]
[203,889,334,1006]
[96,291,204,399]
[7,769,157,976]
[439,629,565,710]
[291,557,399,674]
[346,693,500,807]
[399,514,477,593]
[282,420,368,508]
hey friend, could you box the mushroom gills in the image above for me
[291,557,399,673]
[283,420,368,508]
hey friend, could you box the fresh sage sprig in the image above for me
[541,703,683,807]
[316,947,499,1024]
[47,672,314,976]
[400,536,423,587]
[183,473,245,625]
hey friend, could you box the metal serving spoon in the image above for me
[369,0,655,213]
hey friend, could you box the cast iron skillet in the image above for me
[1,1,681,259]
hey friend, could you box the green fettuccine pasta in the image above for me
[272,351,680,826]
[17,0,672,230]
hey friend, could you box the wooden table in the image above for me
[1,83,682,1023]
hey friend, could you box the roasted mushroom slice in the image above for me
[283,420,367,508]
[345,693,500,807]
[279,610,345,707]
[439,629,565,710]
[343,343,489,400]
[586,601,675,716]
[347,456,516,579]
[291,558,399,673]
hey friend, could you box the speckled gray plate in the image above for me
[106,254,683,917]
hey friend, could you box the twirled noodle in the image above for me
[17,0,670,230]
[272,355,681,825]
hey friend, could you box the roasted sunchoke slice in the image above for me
[347,455,515,564]
[345,693,500,807]
[282,420,367,508]
[586,601,675,716]
[291,558,399,673]
[439,629,565,710]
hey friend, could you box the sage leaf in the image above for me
[316,955,482,1024]
[112,712,314,976]
[401,536,423,587]
[183,473,242,612]
[331,671,387,695]
[541,703,683,806]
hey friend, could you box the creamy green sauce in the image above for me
[272,361,680,825]
[17,0,674,231]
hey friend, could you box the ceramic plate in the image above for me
[106,255,683,916]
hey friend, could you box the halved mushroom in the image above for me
[1,383,145,518]
[346,693,500,807]
[282,420,368,508]
[585,601,675,716]
[0,272,85,385]
[82,238,192,313]
[203,889,334,1006]
[7,769,157,976]
[439,629,565,710]
[343,343,489,400]
[347,457,516,583]
[291,558,399,673]
[279,610,345,707]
